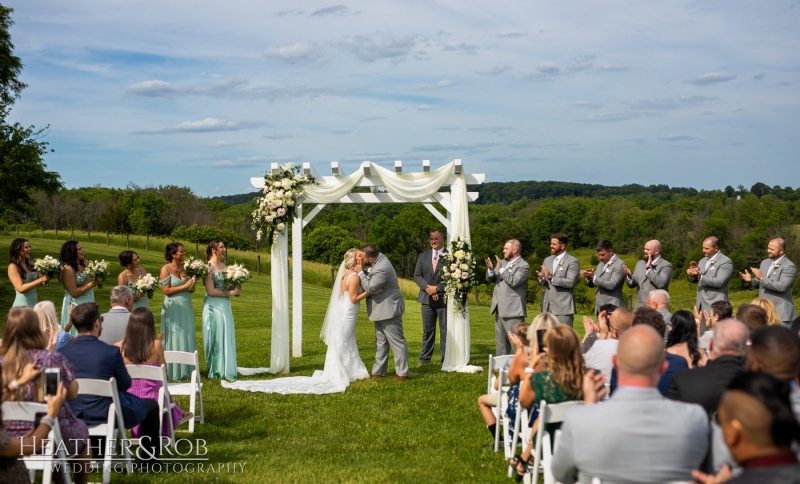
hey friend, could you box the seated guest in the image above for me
[59,302,161,462]
[552,325,709,484]
[692,372,800,483]
[33,300,73,350]
[736,304,768,338]
[580,304,616,353]
[116,307,191,437]
[667,310,708,368]
[751,297,784,327]
[0,307,91,484]
[667,319,749,416]
[583,307,633,382]
[747,325,800,419]
[699,300,733,354]
[610,306,689,395]
[647,288,672,327]
[510,326,585,479]
[99,285,134,345]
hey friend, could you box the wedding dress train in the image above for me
[222,264,369,394]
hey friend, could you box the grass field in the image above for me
[0,236,796,483]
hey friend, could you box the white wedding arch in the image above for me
[249,159,484,374]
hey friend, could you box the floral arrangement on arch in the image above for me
[251,163,314,244]
[440,238,478,314]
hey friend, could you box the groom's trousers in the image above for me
[373,315,409,377]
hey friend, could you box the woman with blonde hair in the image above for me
[751,298,783,326]
[32,301,73,350]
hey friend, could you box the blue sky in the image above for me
[6,0,800,197]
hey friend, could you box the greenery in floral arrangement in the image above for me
[251,163,314,244]
[440,238,478,314]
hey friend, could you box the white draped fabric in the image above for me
[371,162,454,202]
[303,169,364,203]
[442,172,482,373]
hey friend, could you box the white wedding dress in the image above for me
[222,264,369,394]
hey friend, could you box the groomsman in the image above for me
[580,240,625,313]
[413,229,447,366]
[687,236,733,313]
[486,239,530,355]
[623,240,673,308]
[738,237,797,323]
[537,233,580,326]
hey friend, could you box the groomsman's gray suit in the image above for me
[626,258,674,308]
[359,253,409,377]
[413,248,447,363]
[539,253,580,325]
[486,257,530,355]
[688,253,733,313]
[98,306,131,346]
[551,388,709,484]
[586,256,625,312]
[752,257,797,321]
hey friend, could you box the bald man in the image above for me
[624,240,673,309]
[687,236,733,313]
[739,238,797,323]
[552,325,709,484]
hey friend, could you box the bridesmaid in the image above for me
[59,240,98,334]
[159,242,197,380]
[118,250,150,309]
[8,238,49,308]
[201,240,240,381]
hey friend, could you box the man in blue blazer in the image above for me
[59,302,161,461]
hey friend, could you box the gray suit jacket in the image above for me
[359,253,405,322]
[587,256,625,311]
[413,249,445,308]
[626,258,673,308]
[539,253,580,316]
[552,388,709,484]
[688,252,733,312]
[98,306,130,346]
[752,257,797,321]
[486,257,529,319]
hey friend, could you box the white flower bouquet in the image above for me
[183,257,208,294]
[223,263,251,289]
[440,238,478,314]
[251,163,314,244]
[85,259,109,288]
[132,273,159,299]
[34,255,61,277]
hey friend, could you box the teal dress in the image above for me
[160,274,196,380]
[122,273,150,310]
[61,271,95,335]
[202,271,237,381]
[12,271,38,308]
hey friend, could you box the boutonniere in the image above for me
[508,263,514,269]
[558,260,564,267]
[775,263,781,268]
[367,267,372,274]
[710,260,716,266]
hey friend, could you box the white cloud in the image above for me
[660,135,696,142]
[133,118,263,135]
[417,79,457,90]
[263,133,294,140]
[572,101,603,109]
[685,72,737,86]
[263,41,324,64]
[209,141,249,148]
[476,63,512,75]
[359,116,386,122]
[585,112,649,123]
[211,156,268,168]
[338,31,420,63]
[441,42,478,55]
[125,80,179,97]
[410,142,501,152]
[597,64,628,72]
[309,5,351,17]
[629,95,714,110]
[125,77,358,102]
[416,105,433,110]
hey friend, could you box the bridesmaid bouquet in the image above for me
[223,263,251,289]
[440,238,478,314]
[183,257,208,293]
[85,259,109,288]
[33,255,61,286]
[132,273,159,299]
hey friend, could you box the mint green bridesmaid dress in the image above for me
[160,274,196,380]
[202,271,237,381]
[12,271,38,308]
[61,271,95,335]
[122,273,150,310]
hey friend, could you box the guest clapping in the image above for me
[8,238,49,308]
[33,301,73,350]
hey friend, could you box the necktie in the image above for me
[553,258,558,274]
[766,263,776,278]
[433,251,438,272]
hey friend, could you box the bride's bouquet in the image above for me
[223,263,251,289]
[33,255,61,285]
[85,259,109,288]
[132,273,159,299]
[440,238,478,314]
[183,257,208,293]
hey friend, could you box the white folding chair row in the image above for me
[75,377,134,483]
[528,399,584,484]
[164,350,204,433]
[125,364,175,446]
[487,354,514,453]
[508,402,533,478]
[2,401,73,484]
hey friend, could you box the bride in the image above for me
[223,248,372,394]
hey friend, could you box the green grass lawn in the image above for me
[0,236,795,483]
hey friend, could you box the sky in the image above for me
[5,0,800,197]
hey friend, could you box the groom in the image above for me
[359,245,410,380]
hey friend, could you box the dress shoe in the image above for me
[416,362,429,368]
[394,376,409,381]
[370,374,385,378]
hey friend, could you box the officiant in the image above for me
[413,229,447,367]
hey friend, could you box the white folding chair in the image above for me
[2,401,73,484]
[164,350,204,432]
[76,377,134,483]
[529,400,584,484]
[508,402,534,478]
[125,364,175,446]
[487,354,514,452]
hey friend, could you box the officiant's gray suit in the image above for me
[688,253,733,313]
[626,258,674,308]
[539,253,580,326]
[586,256,625,312]
[487,257,530,355]
[752,257,797,321]
[360,253,409,377]
[413,248,447,363]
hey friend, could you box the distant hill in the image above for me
[212,192,260,205]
